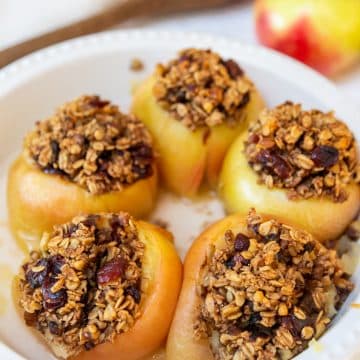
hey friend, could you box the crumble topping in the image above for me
[25,95,154,195]
[195,210,353,360]
[17,213,144,359]
[245,102,360,202]
[153,48,253,130]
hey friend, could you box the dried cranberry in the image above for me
[97,256,128,285]
[42,277,67,310]
[49,255,65,275]
[311,145,339,168]
[234,233,250,252]
[234,254,250,266]
[224,59,244,79]
[26,259,49,289]
[248,133,260,144]
[48,321,62,335]
[125,285,141,304]
[256,149,292,179]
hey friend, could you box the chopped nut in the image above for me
[245,102,359,202]
[153,48,253,131]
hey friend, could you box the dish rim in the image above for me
[0,29,359,360]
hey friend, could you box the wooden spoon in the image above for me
[0,0,239,68]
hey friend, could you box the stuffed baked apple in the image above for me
[8,96,157,251]
[15,212,182,360]
[132,48,264,196]
[167,210,353,360]
[219,102,360,242]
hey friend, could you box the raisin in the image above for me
[50,140,60,161]
[304,242,315,252]
[238,91,250,108]
[48,321,63,335]
[311,145,339,168]
[84,341,95,351]
[225,257,236,269]
[42,277,67,310]
[234,233,250,252]
[25,259,49,289]
[335,286,351,310]
[249,323,272,339]
[132,164,153,179]
[97,256,128,285]
[125,285,141,304]
[131,144,153,160]
[224,59,244,79]
[276,250,292,265]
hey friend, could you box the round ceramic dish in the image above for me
[0,30,359,360]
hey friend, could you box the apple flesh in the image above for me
[219,133,360,243]
[7,155,158,252]
[255,0,360,76]
[131,76,264,196]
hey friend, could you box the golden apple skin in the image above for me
[131,76,264,196]
[255,0,360,76]
[167,213,255,360]
[219,133,360,243]
[7,155,158,252]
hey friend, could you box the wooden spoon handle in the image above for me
[0,0,238,69]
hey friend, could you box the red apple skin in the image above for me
[255,0,360,76]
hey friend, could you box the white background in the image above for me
[1,0,359,105]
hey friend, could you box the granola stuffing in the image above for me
[153,48,253,130]
[195,210,353,360]
[245,102,360,202]
[17,213,144,359]
[25,95,154,195]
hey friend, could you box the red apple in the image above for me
[255,0,360,76]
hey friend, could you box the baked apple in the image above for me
[219,102,360,243]
[132,48,264,196]
[167,210,353,360]
[7,95,158,251]
[15,212,182,360]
